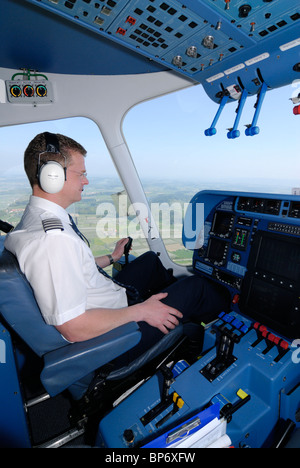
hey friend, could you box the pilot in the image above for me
[4,132,229,368]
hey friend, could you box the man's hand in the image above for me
[56,292,183,342]
[112,238,131,262]
[138,292,183,334]
[95,238,131,268]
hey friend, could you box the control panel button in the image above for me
[280,340,289,350]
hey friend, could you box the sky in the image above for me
[1,80,300,194]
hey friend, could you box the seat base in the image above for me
[69,325,204,446]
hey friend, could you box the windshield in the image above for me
[1,82,299,267]
[122,81,300,263]
[123,82,300,194]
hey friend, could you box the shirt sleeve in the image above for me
[20,231,88,326]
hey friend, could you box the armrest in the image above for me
[40,322,141,396]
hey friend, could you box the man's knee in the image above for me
[165,274,231,322]
[130,250,159,268]
[140,250,160,264]
[176,274,208,293]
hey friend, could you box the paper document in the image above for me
[168,417,230,448]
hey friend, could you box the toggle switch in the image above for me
[274,339,290,362]
[251,323,267,347]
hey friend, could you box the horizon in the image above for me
[0,173,299,196]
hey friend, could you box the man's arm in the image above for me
[95,238,129,268]
[55,292,183,342]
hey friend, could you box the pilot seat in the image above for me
[0,231,205,447]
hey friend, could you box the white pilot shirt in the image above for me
[4,196,128,326]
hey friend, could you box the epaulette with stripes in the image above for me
[42,217,64,232]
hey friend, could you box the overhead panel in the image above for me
[24,0,300,81]
[22,0,300,137]
[111,0,246,75]
[24,0,249,76]
[208,0,300,42]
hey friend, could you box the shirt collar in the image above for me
[29,196,70,224]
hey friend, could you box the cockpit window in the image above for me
[0,117,150,263]
[124,83,300,194]
[123,82,300,264]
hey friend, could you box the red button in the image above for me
[232,294,239,304]
[268,333,275,342]
[254,322,260,330]
[273,336,280,345]
[280,340,289,350]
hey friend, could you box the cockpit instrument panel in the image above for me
[183,191,300,339]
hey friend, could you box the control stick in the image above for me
[124,236,132,265]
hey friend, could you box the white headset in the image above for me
[37,132,67,194]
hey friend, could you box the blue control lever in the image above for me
[245,82,267,136]
[227,89,248,139]
[205,94,229,136]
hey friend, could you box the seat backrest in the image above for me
[0,236,66,357]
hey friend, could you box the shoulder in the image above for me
[41,216,64,233]
[5,213,76,256]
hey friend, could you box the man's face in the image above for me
[62,151,89,206]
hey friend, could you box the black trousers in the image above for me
[115,252,230,362]
[70,252,231,399]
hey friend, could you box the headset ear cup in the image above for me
[39,161,65,194]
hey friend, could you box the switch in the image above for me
[280,340,289,350]
[155,392,184,428]
[224,314,235,323]
[232,294,240,304]
[123,429,135,445]
[274,339,290,362]
[186,45,197,58]
[173,392,184,409]
[262,332,276,354]
[232,318,243,329]
[116,27,127,35]
[237,388,249,400]
[251,323,267,347]
[273,336,281,345]
[126,16,136,26]
[239,4,252,17]
[101,6,112,15]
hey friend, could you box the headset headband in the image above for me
[44,131,60,153]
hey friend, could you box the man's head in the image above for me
[24,132,89,208]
